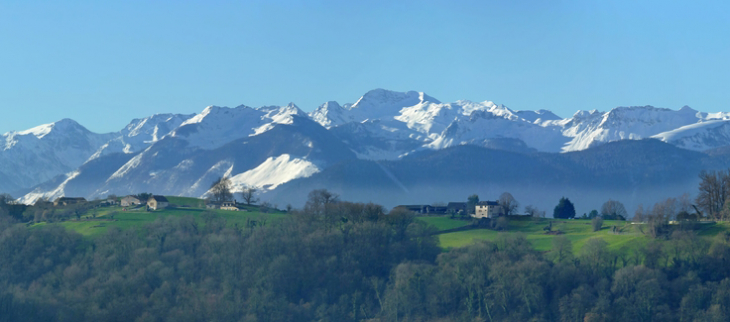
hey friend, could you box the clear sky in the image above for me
[1,0,728,134]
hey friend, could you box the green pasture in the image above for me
[417,216,471,231]
[31,198,287,238]
[420,216,719,253]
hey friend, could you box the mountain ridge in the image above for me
[5,89,730,209]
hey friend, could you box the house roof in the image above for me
[477,201,499,206]
[123,196,140,200]
[55,197,86,201]
[149,195,168,202]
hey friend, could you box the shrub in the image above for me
[592,216,604,232]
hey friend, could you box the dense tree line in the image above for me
[3,193,730,321]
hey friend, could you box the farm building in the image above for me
[121,196,142,207]
[473,201,503,219]
[53,197,87,207]
[148,196,169,210]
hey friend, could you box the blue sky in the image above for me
[1,0,728,134]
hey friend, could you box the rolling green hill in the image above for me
[30,197,287,238]
[419,215,725,253]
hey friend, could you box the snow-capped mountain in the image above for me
[0,119,116,193]
[171,103,307,149]
[313,89,572,158]
[310,89,440,129]
[9,88,730,206]
[89,113,194,161]
[19,115,356,205]
[554,105,730,152]
[2,113,192,196]
[652,120,730,151]
[314,90,730,155]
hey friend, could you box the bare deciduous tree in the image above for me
[644,197,676,238]
[498,192,519,216]
[210,177,233,203]
[600,199,628,220]
[524,205,545,218]
[241,186,259,205]
[634,204,645,223]
[696,169,730,221]
[304,189,339,217]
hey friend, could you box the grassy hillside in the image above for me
[420,215,724,253]
[417,216,471,230]
[165,196,206,208]
[31,198,287,238]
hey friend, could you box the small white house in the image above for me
[473,201,503,219]
[148,196,169,210]
[121,196,142,207]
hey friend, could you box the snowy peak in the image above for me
[171,103,309,149]
[600,105,696,128]
[653,120,730,151]
[123,113,193,141]
[5,118,90,145]
[3,118,106,151]
[0,118,116,192]
[351,89,440,111]
[310,89,440,128]
[679,105,697,113]
[88,113,194,160]
[558,105,715,152]
[309,101,347,128]
[258,102,307,123]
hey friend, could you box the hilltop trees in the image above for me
[136,192,153,202]
[524,205,546,218]
[554,197,576,219]
[696,169,730,221]
[303,189,340,227]
[467,194,479,215]
[210,177,233,203]
[0,194,26,221]
[498,192,519,216]
[241,186,259,205]
[0,194,11,219]
[601,199,628,220]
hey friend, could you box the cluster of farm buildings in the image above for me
[40,195,249,212]
[41,195,171,210]
[395,200,504,218]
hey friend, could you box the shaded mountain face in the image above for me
[8,89,730,212]
[268,140,726,216]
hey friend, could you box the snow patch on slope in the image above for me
[19,170,81,205]
[229,154,319,191]
[171,104,307,149]
[109,152,145,180]
[556,106,710,152]
[653,120,730,151]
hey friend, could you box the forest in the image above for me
[2,190,730,321]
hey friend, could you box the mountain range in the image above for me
[4,88,730,215]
